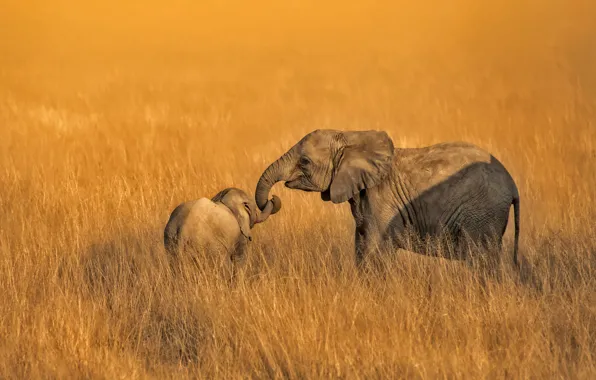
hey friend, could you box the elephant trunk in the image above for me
[254,195,281,224]
[255,146,298,212]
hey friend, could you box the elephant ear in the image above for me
[329,130,395,203]
[233,207,253,242]
[213,188,253,241]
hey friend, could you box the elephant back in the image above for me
[180,198,241,254]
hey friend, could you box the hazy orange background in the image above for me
[1,1,595,378]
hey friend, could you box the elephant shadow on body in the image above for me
[383,158,513,261]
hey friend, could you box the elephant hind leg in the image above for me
[453,226,506,286]
[455,199,510,255]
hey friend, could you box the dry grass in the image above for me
[1,1,596,378]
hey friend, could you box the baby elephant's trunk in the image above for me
[254,195,281,224]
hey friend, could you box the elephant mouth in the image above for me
[284,179,321,192]
[284,179,302,189]
[320,188,331,201]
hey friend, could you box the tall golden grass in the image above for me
[1,1,595,378]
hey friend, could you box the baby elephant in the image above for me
[164,188,281,280]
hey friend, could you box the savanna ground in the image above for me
[1,1,596,378]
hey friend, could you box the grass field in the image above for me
[1,1,595,378]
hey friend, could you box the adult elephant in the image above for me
[255,129,520,267]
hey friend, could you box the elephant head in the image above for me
[212,188,281,241]
[255,129,395,210]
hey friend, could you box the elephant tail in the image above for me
[512,194,520,267]
[512,193,542,291]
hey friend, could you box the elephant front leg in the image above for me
[354,230,366,269]
[354,227,386,273]
[230,238,248,286]
[350,196,371,270]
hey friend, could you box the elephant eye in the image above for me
[299,156,311,167]
[243,202,251,213]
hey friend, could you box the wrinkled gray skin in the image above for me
[255,129,520,267]
[164,188,281,277]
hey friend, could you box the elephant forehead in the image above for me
[227,188,249,199]
[219,188,249,204]
[302,135,334,157]
[301,145,329,161]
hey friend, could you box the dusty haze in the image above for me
[1,1,595,378]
